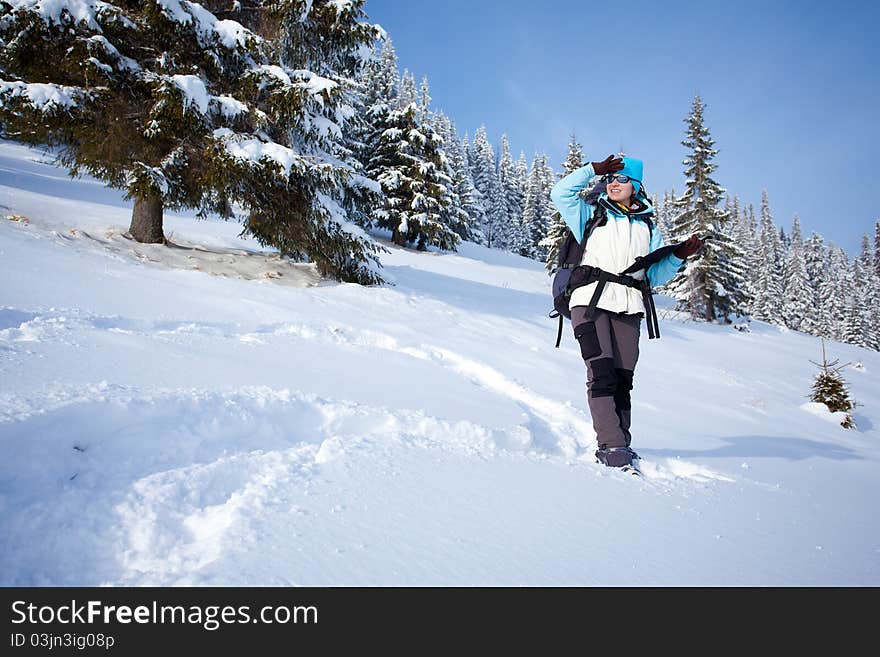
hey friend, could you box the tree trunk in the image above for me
[391,227,407,247]
[129,195,165,243]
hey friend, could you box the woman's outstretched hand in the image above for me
[674,234,705,259]
[591,155,624,176]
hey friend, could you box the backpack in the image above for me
[549,190,667,348]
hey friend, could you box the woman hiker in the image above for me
[550,155,704,471]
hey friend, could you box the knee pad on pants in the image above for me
[574,320,601,360]
[588,357,617,398]
[614,368,634,410]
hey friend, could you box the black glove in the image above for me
[674,234,705,259]
[590,155,624,177]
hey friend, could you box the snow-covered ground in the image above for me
[1,139,878,586]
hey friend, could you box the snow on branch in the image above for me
[167,75,248,118]
[6,0,123,30]
[157,0,254,49]
[213,127,305,178]
[86,34,140,71]
[213,95,248,118]
[170,74,209,114]
[0,79,89,111]
[252,65,292,87]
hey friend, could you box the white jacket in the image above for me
[568,209,652,314]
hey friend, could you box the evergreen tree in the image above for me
[363,38,400,105]
[398,69,417,108]
[851,234,876,349]
[809,339,856,428]
[751,190,784,324]
[433,112,479,242]
[470,125,505,248]
[497,134,522,252]
[535,154,556,261]
[655,188,676,241]
[520,153,544,259]
[781,215,813,331]
[730,197,757,314]
[542,134,583,271]
[509,151,529,255]
[344,66,383,229]
[843,256,865,346]
[799,231,825,335]
[665,95,745,320]
[653,191,666,240]
[0,0,385,283]
[272,0,386,274]
[866,267,880,351]
[366,101,458,250]
[460,132,487,244]
[858,232,874,277]
[874,219,880,277]
[362,44,457,251]
[745,203,763,313]
[820,245,849,341]
[463,132,473,170]
[418,75,431,124]
[778,226,790,251]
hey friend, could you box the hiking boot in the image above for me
[595,446,638,468]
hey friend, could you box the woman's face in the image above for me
[605,175,634,204]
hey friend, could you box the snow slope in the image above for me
[1,140,878,585]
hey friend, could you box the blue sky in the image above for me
[363,0,879,255]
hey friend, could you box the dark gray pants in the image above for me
[570,306,641,450]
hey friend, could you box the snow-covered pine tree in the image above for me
[398,69,417,108]
[861,232,880,350]
[820,245,849,341]
[847,235,873,349]
[778,226,790,252]
[498,134,523,253]
[802,231,827,335]
[509,151,529,255]
[809,339,856,428]
[460,132,487,244]
[360,37,457,250]
[542,134,584,271]
[519,153,544,259]
[781,214,813,331]
[362,38,400,105]
[533,154,556,262]
[433,112,478,242]
[664,95,745,321]
[857,233,876,290]
[654,189,674,243]
[265,0,388,282]
[470,126,505,248]
[0,0,385,284]
[874,219,880,278]
[745,203,763,314]
[418,75,431,125]
[867,271,880,351]
[365,93,458,250]
[751,190,785,324]
[463,132,473,170]
[652,192,665,238]
[723,194,739,249]
[868,224,880,350]
[729,196,757,314]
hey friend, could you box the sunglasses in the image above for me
[603,174,639,185]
